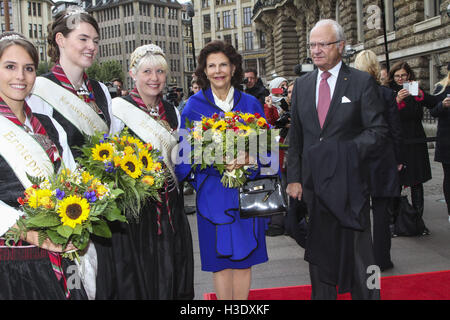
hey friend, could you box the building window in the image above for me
[243,7,251,26]
[216,12,221,30]
[244,31,253,50]
[28,1,31,15]
[203,14,211,33]
[424,0,442,19]
[224,34,232,45]
[259,31,265,48]
[223,11,231,29]
[37,3,41,16]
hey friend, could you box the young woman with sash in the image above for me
[0,32,87,299]
[175,41,269,300]
[27,7,121,300]
[110,44,194,299]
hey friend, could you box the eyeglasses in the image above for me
[394,73,409,80]
[307,40,342,50]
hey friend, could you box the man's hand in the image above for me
[442,97,450,108]
[287,182,303,201]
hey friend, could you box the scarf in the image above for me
[129,87,170,124]
[51,63,96,105]
[0,98,60,163]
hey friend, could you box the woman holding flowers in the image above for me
[0,32,86,299]
[175,40,270,300]
[107,44,194,299]
[27,7,121,300]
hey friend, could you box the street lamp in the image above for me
[186,3,196,70]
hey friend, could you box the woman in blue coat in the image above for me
[175,41,269,300]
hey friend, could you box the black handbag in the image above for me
[393,196,425,236]
[239,175,287,219]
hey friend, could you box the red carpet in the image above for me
[204,270,450,300]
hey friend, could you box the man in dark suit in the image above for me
[286,19,388,300]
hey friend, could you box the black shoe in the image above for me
[421,227,430,236]
[265,226,284,237]
[184,206,196,215]
[380,262,394,272]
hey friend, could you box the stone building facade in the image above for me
[253,0,450,95]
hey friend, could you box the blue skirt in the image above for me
[196,213,268,272]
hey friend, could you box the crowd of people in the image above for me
[0,7,448,301]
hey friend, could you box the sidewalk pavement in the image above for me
[185,149,450,300]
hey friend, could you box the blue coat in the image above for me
[175,87,269,266]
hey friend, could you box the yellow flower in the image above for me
[58,195,90,229]
[225,112,235,118]
[124,146,135,155]
[92,143,114,161]
[28,189,53,209]
[120,154,143,178]
[139,149,153,171]
[95,184,109,198]
[257,117,267,127]
[127,136,145,150]
[151,162,162,172]
[82,171,94,184]
[142,175,155,186]
[113,155,122,167]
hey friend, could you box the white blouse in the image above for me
[212,87,234,112]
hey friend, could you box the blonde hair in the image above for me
[434,71,450,95]
[129,44,168,76]
[354,50,380,83]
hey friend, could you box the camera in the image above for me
[165,87,184,105]
[274,112,290,129]
[271,87,288,97]
[105,82,120,98]
[243,78,249,85]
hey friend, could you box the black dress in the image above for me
[95,96,195,299]
[0,113,87,300]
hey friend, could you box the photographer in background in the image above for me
[166,85,183,107]
[112,78,123,97]
[244,68,269,107]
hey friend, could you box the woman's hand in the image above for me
[225,151,256,172]
[442,97,450,108]
[23,230,77,253]
[396,88,410,103]
[265,95,273,108]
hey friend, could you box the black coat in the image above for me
[388,83,437,186]
[245,82,269,107]
[366,85,401,197]
[287,63,388,291]
[431,85,450,164]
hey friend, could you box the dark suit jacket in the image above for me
[287,63,388,290]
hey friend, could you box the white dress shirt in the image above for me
[212,86,235,112]
[315,60,342,108]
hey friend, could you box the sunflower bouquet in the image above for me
[6,168,124,260]
[77,129,167,220]
[185,111,278,188]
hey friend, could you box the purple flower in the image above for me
[84,190,97,203]
[104,161,116,173]
[158,156,164,161]
[219,112,225,118]
[55,189,65,200]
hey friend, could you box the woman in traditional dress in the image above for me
[27,7,121,299]
[175,40,270,300]
[0,32,86,299]
[109,44,194,299]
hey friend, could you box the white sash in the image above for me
[111,97,178,186]
[32,77,108,136]
[0,115,54,189]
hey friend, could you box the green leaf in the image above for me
[47,229,67,245]
[57,225,73,238]
[104,206,126,222]
[25,214,61,228]
[111,187,125,197]
[73,223,82,235]
[92,220,112,238]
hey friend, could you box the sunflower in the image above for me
[58,195,90,229]
[139,149,153,171]
[92,143,114,161]
[127,136,145,150]
[120,154,143,178]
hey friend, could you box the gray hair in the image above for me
[310,19,346,42]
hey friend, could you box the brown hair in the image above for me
[0,32,39,68]
[388,61,416,86]
[194,40,243,89]
[47,10,100,63]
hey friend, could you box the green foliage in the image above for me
[86,60,123,83]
